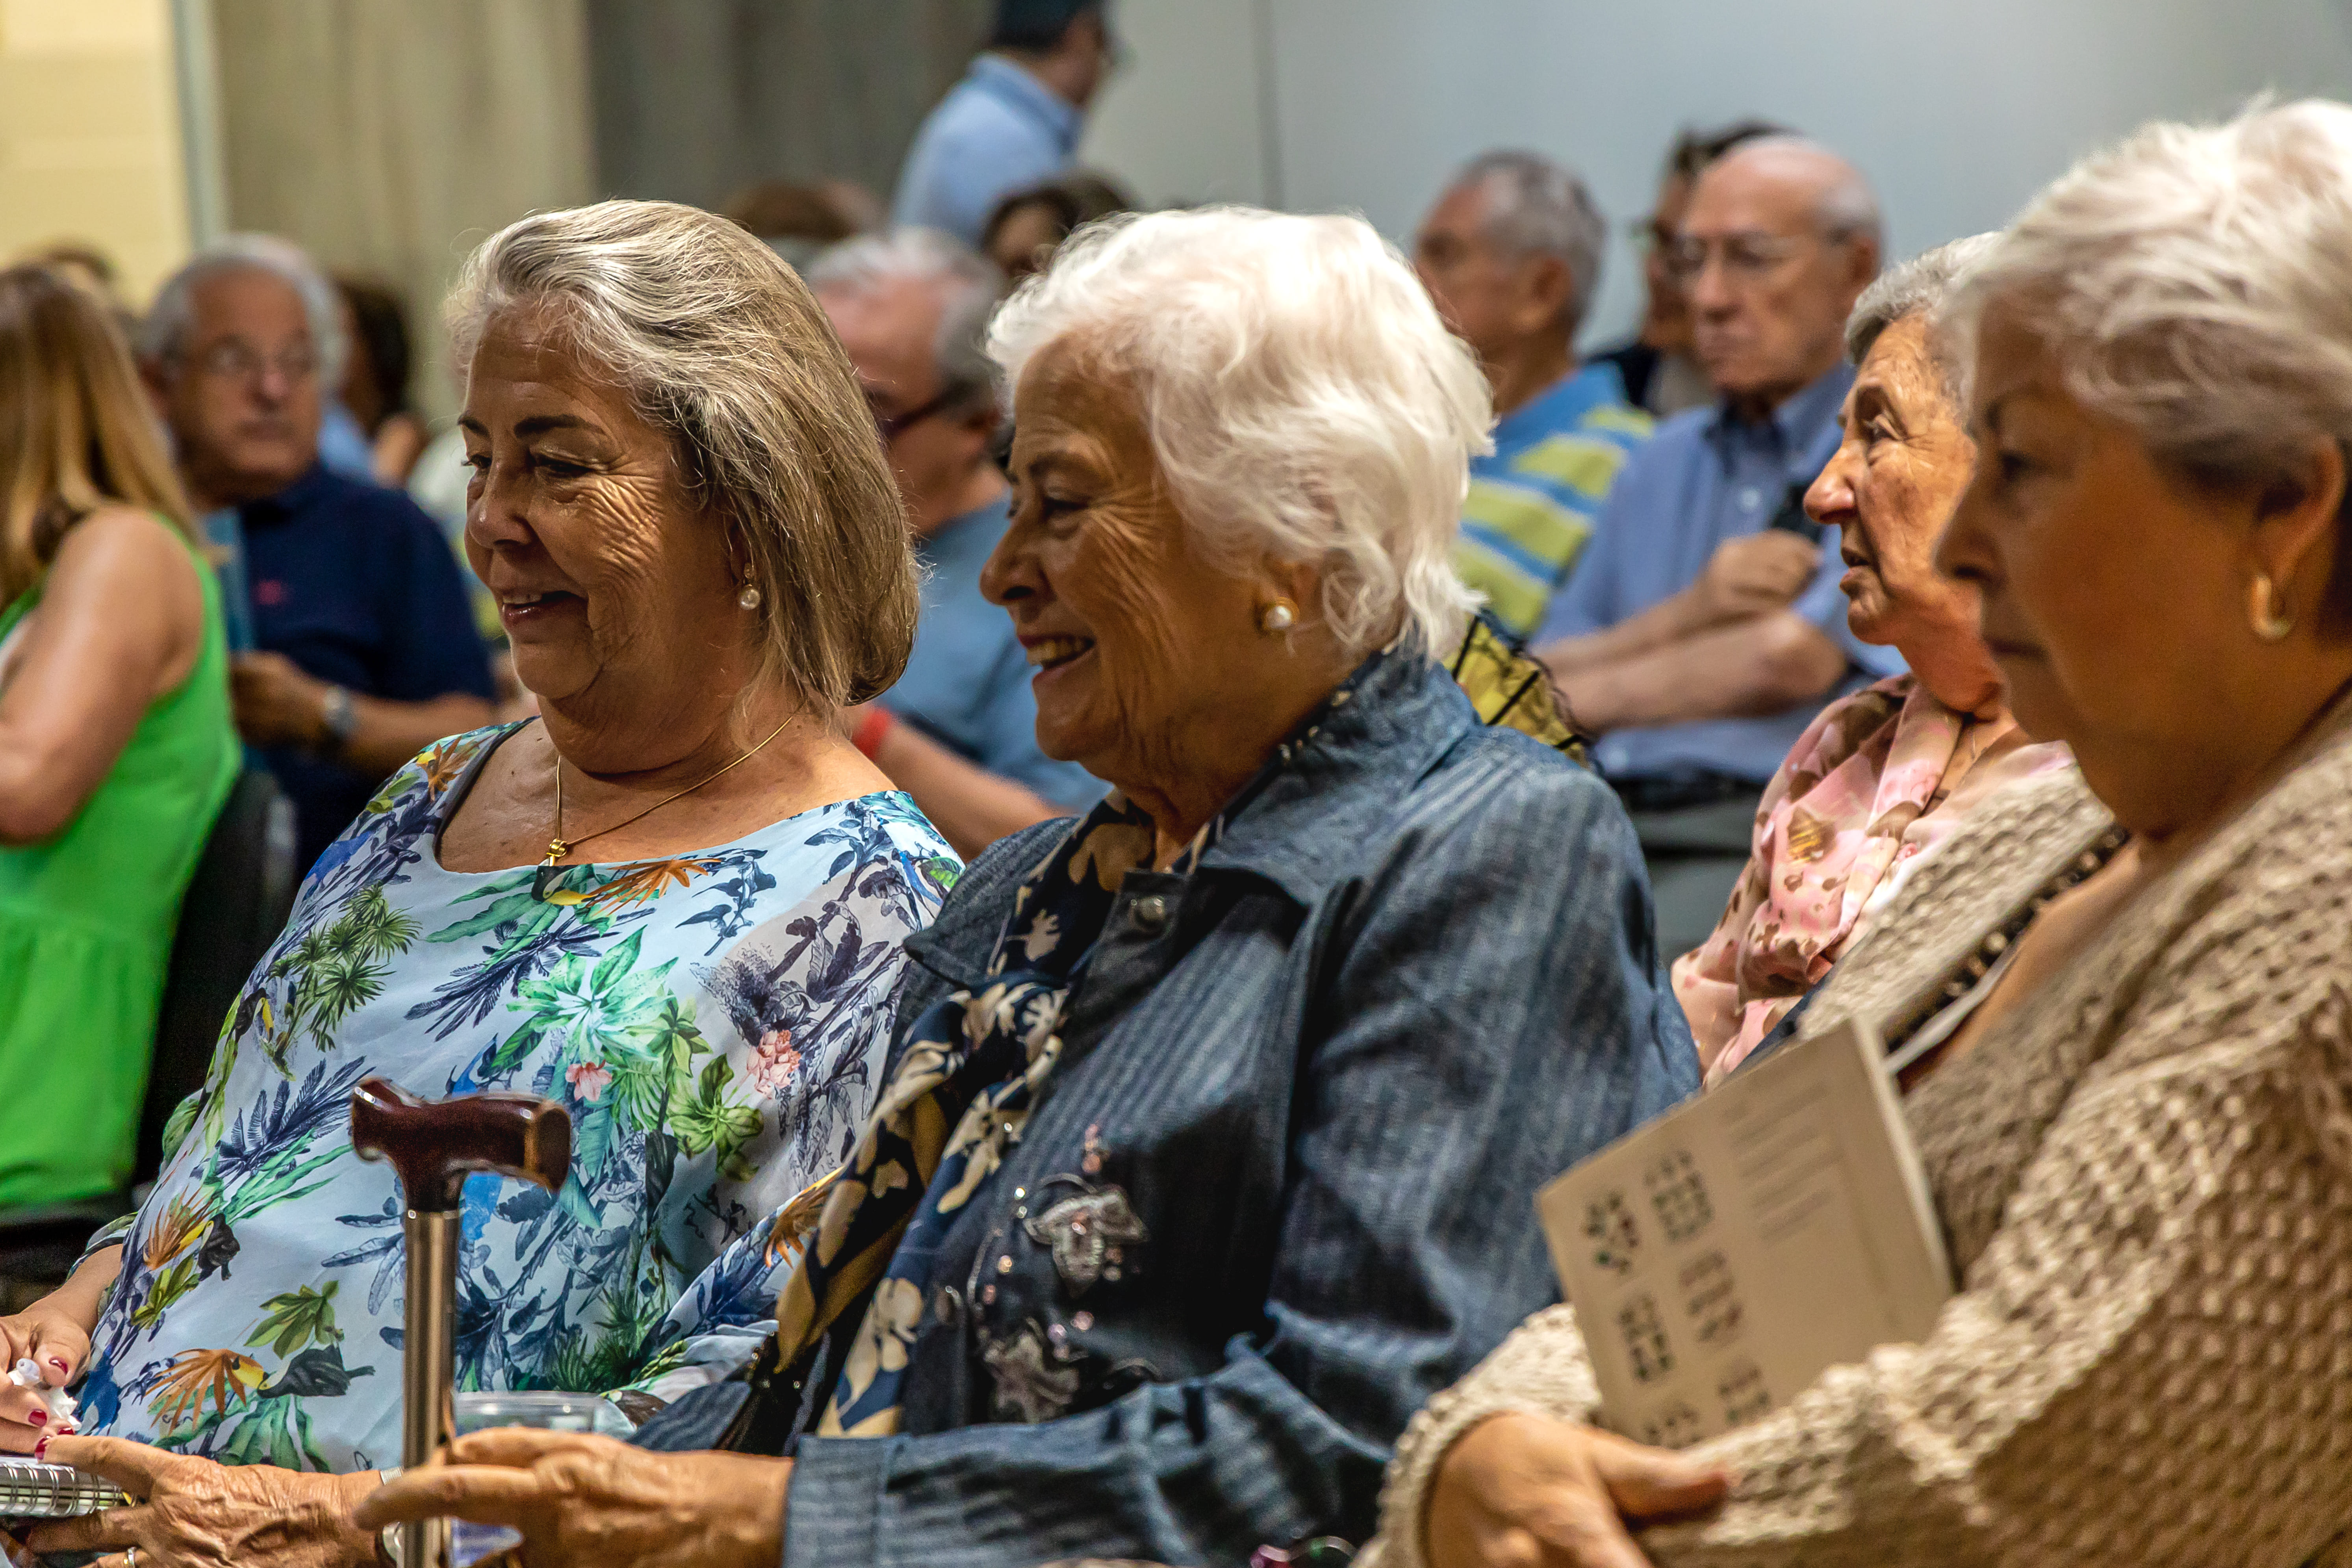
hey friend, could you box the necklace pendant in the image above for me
[546,838,569,862]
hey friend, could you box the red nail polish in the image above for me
[46,1359,66,1375]
[32,1438,46,1460]
[23,1412,41,1428]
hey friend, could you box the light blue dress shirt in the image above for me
[881,495,1104,811]
[892,55,1082,245]
[1536,363,1907,785]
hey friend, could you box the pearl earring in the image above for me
[737,567,763,612]
[1258,599,1297,635]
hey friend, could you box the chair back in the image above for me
[138,768,299,1183]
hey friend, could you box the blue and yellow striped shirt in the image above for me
[1455,362,1653,639]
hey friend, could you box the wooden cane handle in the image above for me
[349,1076,572,1214]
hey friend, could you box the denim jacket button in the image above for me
[935,1286,962,1326]
[1132,894,1169,933]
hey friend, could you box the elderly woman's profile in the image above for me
[5,200,958,1564]
[347,206,1698,1566]
[1374,100,2352,1568]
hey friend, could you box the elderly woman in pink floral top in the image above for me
[1674,236,2072,1081]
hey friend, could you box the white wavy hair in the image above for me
[987,206,1490,658]
[1948,99,2352,501]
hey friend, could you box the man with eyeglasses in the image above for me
[139,238,495,874]
[1593,118,1788,418]
[892,0,1122,247]
[809,230,1102,857]
[1413,150,1654,642]
[1533,139,1904,958]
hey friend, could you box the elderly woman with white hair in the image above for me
[1366,100,2352,1568]
[1671,235,2072,1082]
[354,207,1698,1567]
[8,199,958,1566]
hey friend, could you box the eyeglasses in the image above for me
[1663,232,1819,285]
[186,340,319,384]
[869,386,959,444]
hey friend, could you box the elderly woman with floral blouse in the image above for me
[4,200,957,1565]
[352,207,1697,1568]
[1671,236,2070,1082]
[1375,99,2352,1568]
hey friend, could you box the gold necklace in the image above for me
[534,717,795,899]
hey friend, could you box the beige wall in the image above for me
[0,0,193,305]
[211,0,598,421]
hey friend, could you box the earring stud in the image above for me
[1258,599,1297,635]
[738,568,763,612]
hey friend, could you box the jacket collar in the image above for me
[902,648,1478,990]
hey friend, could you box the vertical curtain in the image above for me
[585,0,990,213]
[209,0,598,422]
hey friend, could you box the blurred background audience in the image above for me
[137,238,494,873]
[0,265,238,1217]
[979,166,1134,280]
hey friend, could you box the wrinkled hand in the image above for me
[230,651,330,748]
[0,1293,95,1452]
[1426,1412,1729,1568]
[355,1428,789,1568]
[1694,533,1820,626]
[23,1436,379,1567]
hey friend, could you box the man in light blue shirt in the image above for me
[810,230,1104,857]
[892,0,1113,246]
[1537,138,1897,954]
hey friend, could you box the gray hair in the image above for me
[1451,150,1607,334]
[446,199,919,707]
[806,228,1006,414]
[1845,233,2001,399]
[1715,135,1884,252]
[138,233,348,385]
[989,206,1488,658]
[1950,101,2352,528]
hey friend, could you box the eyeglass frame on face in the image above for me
[176,337,321,386]
[1662,225,1862,288]
[866,383,963,444]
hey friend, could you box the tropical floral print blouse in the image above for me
[72,722,958,1473]
[1672,675,2072,1083]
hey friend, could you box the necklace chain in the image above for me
[542,717,796,870]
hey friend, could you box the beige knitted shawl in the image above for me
[1369,701,2352,1568]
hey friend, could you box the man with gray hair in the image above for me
[809,229,1101,855]
[1414,149,1653,640]
[1534,137,1900,958]
[140,236,494,870]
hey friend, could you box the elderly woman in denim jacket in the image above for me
[360,208,1699,1567]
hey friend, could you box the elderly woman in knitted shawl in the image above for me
[1373,100,2352,1568]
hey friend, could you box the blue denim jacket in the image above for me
[779,650,1697,1567]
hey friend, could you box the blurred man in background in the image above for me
[810,230,1102,855]
[893,0,1117,245]
[1415,150,1652,641]
[1534,138,1896,956]
[140,238,495,872]
[1593,117,1788,418]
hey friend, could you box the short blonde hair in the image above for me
[1949,100,2352,625]
[988,206,1489,657]
[0,264,195,605]
[448,199,918,706]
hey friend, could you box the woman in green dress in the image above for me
[0,263,239,1213]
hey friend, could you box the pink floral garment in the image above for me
[1672,674,2073,1082]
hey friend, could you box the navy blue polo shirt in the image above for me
[239,464,495,871]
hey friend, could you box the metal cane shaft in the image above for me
[400,1208,460,1568]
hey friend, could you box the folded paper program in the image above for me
[6,1360,77,1436]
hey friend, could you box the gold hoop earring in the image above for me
[2249,572,2294,642]
[1257,598,1298,635]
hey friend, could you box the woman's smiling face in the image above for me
[460,304,754,749]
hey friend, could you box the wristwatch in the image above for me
[318,684,359,760]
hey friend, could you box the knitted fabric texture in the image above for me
[1371,701,2352,1568]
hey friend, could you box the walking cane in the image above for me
[350,1077,570,1568]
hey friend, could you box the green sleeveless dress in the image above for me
[0,531,239,1210]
